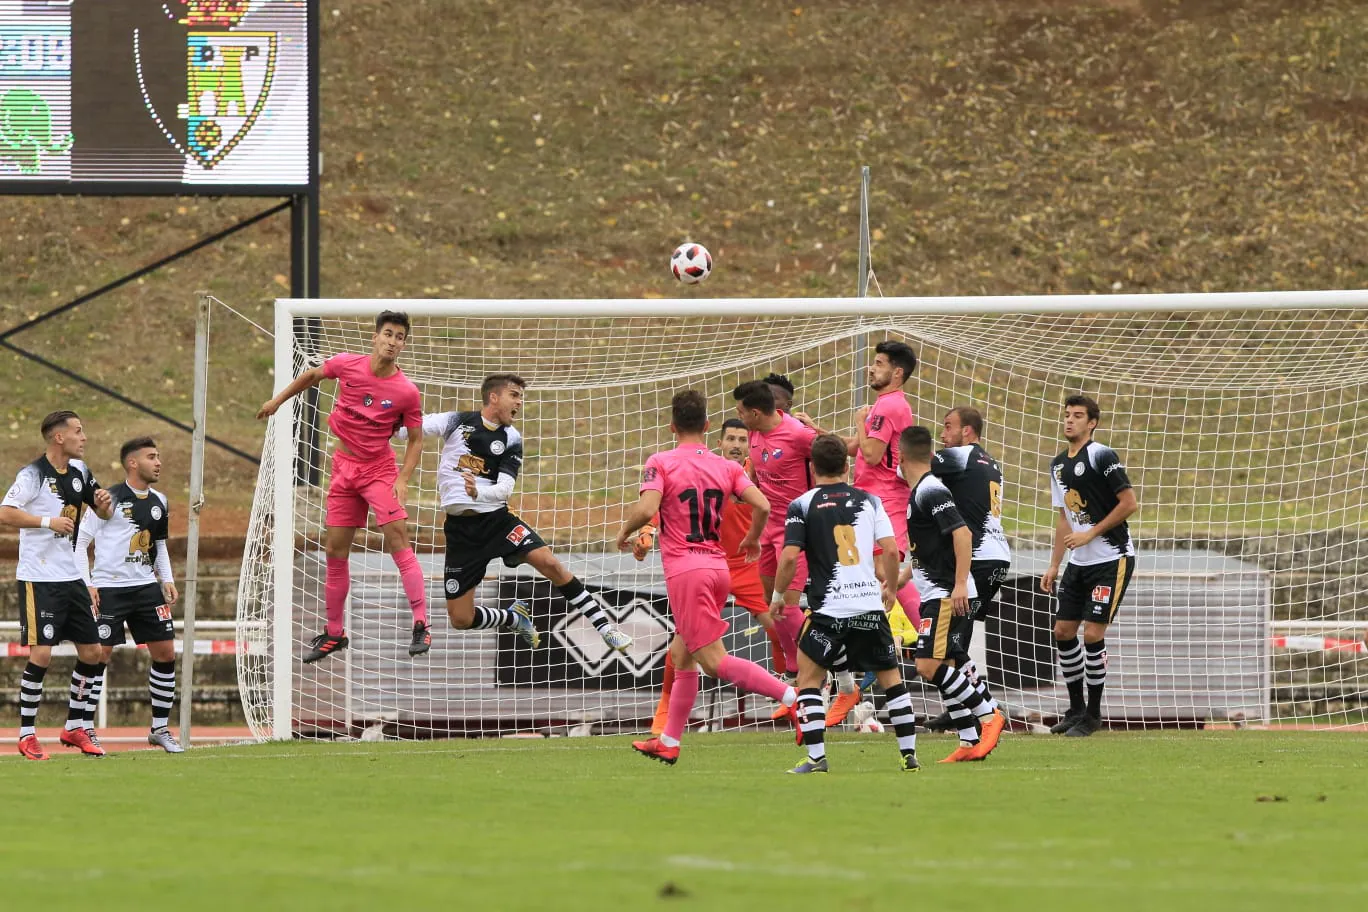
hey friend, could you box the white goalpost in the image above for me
[236,291,1368,741]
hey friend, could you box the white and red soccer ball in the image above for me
[671,242,712,285]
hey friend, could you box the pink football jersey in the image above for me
[322,353,423,462]
[854,389,915,528]
[748,413,817,541]
[641,444,754,577]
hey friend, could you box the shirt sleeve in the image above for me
[639,455,665,495]
[76,513,99,585]
[155,494,171,541]
[866,403,897,446]
[782,497,808,550]
[872,497,895,541]
[1092,445,1133,494]
[729,461,754,498]
[1049,468,1066,509]
[920,485,967,535]
[154,543,175,585]
[475,472,517,504]
[402,384,424,431]
[321,353,353,380]
[82,465,100,507]
[2,466,38,510]
[501,435,524,480]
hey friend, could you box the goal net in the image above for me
[237,294,1368,740]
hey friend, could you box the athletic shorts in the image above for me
[326,451,407,529]
[727,559,768,615]
[442,508,547,599]
[666,567,731,653]
[97,583,174,646]
[758,537,808,593]
[968,560,1011,623]
[915,597,975,662]
[799,611,899,673]
[17,579,98,647]
[1056,556,1135,625]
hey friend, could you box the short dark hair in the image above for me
[375,310,411,335]
[481,372,527,404]
[875,340,918,384]
[732,380,775,414]
[810,434,848,477]
[949,405,984,438]
[720,418,747,434]
[40,410,79,440]
[899,425,934,463]
[671,390,708,434]
[1064,394,1101,425]
[761,373,795,396]
[120,436,157,466]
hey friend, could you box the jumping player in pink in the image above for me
[731,379,816,680]
[617,390,799,765]
[257,311,431,662]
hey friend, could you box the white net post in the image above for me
[235,292,1368,740]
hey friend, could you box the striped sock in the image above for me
[798,688,826,761]
[149,660,177,731]
[83,664,107,731]
[558,577,611,633]
[883,682,918,758]
[949,706,978,744]
[961,658,998,713]
[1085,639,1107,717]
[19,662,46,739]
[65,661,100,731]
[1056,637,1085,712]
[932,663,989,746]
[471,606,516,630]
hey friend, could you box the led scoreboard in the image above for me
[0,0,311,193]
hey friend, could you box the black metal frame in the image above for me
[0,1,321,469]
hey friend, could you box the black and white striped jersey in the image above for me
[2,456,100,582]
[931,444,1012,564]
[77,483,171,588]
[1049,439,1135,566]
[783,483,894,618]
[905,472,978,602]
[413,411,524,513]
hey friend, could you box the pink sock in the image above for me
[716,655,791,704]
[391,548,429,625]
[324,557,350,637]
[775,608,804,670]
[662,669,700,744]
[897,581,923,628]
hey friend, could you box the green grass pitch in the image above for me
[2,732,1365,910]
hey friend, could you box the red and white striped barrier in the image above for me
[2,639,245,657]
[1272,635,1367,654]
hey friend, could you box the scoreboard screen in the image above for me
[0,0,310,193]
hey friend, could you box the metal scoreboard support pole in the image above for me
[181,294,211,746]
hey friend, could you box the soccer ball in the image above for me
[670,242,713,284]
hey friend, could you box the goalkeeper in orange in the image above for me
[638,419,788,735]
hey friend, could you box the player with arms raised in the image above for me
[1,410,113,760]
[257,311,430,662]
[901,426,1005,763]
[618,390,798,766]
[409,373,629,652]
[774,434,921,774]
[732,380,815,681]
[77,437,184,752]
[1041,395,1138,737]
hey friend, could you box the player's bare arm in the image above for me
[616,490,664,552]
[736,485,770,562]
[256,365,326,419]
[394,425,424,506]
[877,536,899,608]
[769,544,802,618]
[950,525,972,615]
[0,505,75,536]
[1062,487,1138,550]
[1040,508,1073,593]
